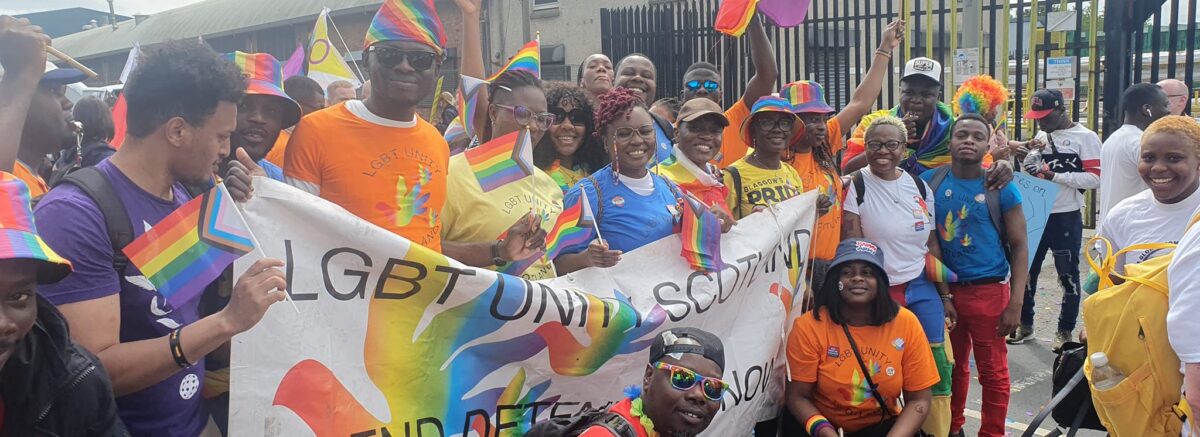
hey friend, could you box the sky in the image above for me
[0,0,207,16]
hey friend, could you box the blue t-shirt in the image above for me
[649,122,674,167]
[919,169,1022,281]
[259,158,284,181]
[35,160,209,437]
[562,166,680,254]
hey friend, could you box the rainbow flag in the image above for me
[456,75,488,140]
[488,40,540,81]
[123,184,255,306]
[715,0,760,37]
[925,253,959,283]
[680,196,723,272]
[545,190,596,260]
[464,129,536,192]
[364,0,447,53]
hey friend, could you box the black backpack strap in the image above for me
[59,167,134,273]
[908,171,927,200]
[851,170,866,206]
[726,166,744,219]
[984,189,1011,259]
[928,165,952,193]
[594,412,637,437]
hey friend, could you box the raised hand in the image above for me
[224,148,266,202]
[0,16,50,80]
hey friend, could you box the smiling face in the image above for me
[1140,131,1200,204]
[489,85,549,145]
[615,56,657,103]
[681,69,721,104]
[641,354,723,436]
[23,82,76,155]
[677,115,725,165]
[549,99,586,159]
[864,123,905,176]
[751,112,796,156]
[794,112,831,148]
[606,106,656,174]
[949,118,991,164]
[365,41,439,110]
[0,260,39,371]
[232,95,285,162]
[580,54,614,97]
[838,261,880,307]
[899,77,942,125]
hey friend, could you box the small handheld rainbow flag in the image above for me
[680,196,723,272]
[715,0,760,37]
[455,75,488,140]
[464,129,536,192]
[488,40,540,81]
[545,190,597,260]
[123,184,255,307]
[925,253,959,283]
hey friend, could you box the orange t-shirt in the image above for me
[717,100,752,168]
[788,118,845,261]
[284,101,449,252]
[786,307,940,433]
[264,129,290,167]
[13,161,48,198]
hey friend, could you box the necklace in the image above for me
[748,153,780,170]
[872,169,906,205]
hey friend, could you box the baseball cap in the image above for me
[829,238,887,281]
[675,98,729,128]
[1024,89,1064,120]
[902,57,942,85]
[0,60,87,85]
[649,327,726,372]
[224,52,303,128]
[0,173,73,284]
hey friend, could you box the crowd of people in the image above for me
[2,0,1200,435]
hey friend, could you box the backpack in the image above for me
[849,169,927,206]
[926,166,1009,257]
[56,167,135,274]
[1081,228,1194,437]
[725,166,745,219]
[524,408,637,437]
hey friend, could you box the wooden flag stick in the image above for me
[46,46,98,78]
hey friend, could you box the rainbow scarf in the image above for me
[123,184,255,306]
[464,130,536,192]
[925,253,959,283]
[363,0,447,53]
[488,40,541,81]
[715,0,760,37]
[893,102,955,174]
[544,190,596,260]
[680,195,723,272]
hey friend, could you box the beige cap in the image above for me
[675,98,729,127]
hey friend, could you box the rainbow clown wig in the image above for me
[952,75,1009,123]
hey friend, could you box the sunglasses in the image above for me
[651,362,729,402]
[551,108,591,126]
[493,104,556,130]
[369,47,438,71]
[687,80,720,92]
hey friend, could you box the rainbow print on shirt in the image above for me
[842,360,883,406]
[376,165,433,227]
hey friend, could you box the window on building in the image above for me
[533,0,558,10]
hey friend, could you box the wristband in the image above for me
[874,49,892,59]
[805,415,833,436]
[169,328,192,368]
[491,240,507,266]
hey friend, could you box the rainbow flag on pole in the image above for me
[545,190,596,260]
[455,75,488,140]
[464,129,536,192]
[680,196,723,272]
[715,0,760,37]
[123,184,255,306]
[925,253,959,283]
[488,40,541,81]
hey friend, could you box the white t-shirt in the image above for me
[1099,188,1200,273]
[1099,124,1149,225]
[1166,202,1200,366]
[1033,124,1102,213]
[844,170,936,284]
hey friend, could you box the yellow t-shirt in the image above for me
[14,161,47,198]
[787,308,940,433]
[723,157,804,219]
[284,102,449,252]
[788,117,846,261]
[718,100,752,168]
[441,154,564,280]
[265,129,290,167]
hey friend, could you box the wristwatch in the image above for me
[491,240,507,266]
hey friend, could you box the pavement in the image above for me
[956,230,1107,437]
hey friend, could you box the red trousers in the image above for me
[949,282,1011,437]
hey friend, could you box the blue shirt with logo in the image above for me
[919,170,1022,281]
[561,166,680,254]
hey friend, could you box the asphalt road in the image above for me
[957,230,1107,437]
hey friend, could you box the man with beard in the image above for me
[220,52,301,183]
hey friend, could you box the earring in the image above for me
[837,282,845,291]
[611,144,620,185]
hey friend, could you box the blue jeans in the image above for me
[1021,210,1083,332]
[890,274,945,343]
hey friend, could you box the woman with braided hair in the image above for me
[554,87,719,275]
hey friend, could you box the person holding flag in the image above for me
[281,0,454,252]
[33,39,289,437]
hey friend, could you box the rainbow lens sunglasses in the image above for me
[651,362,729,402]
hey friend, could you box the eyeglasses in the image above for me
[686,80,720,92]
[493,104,556,130]
[368,47,438,71]
[612,123,657,144]
[551,108,591,126]
[651,362,729,402]
[866,140,904,151]
[755,116,796,132]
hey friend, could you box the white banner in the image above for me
[230,179,817,437]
